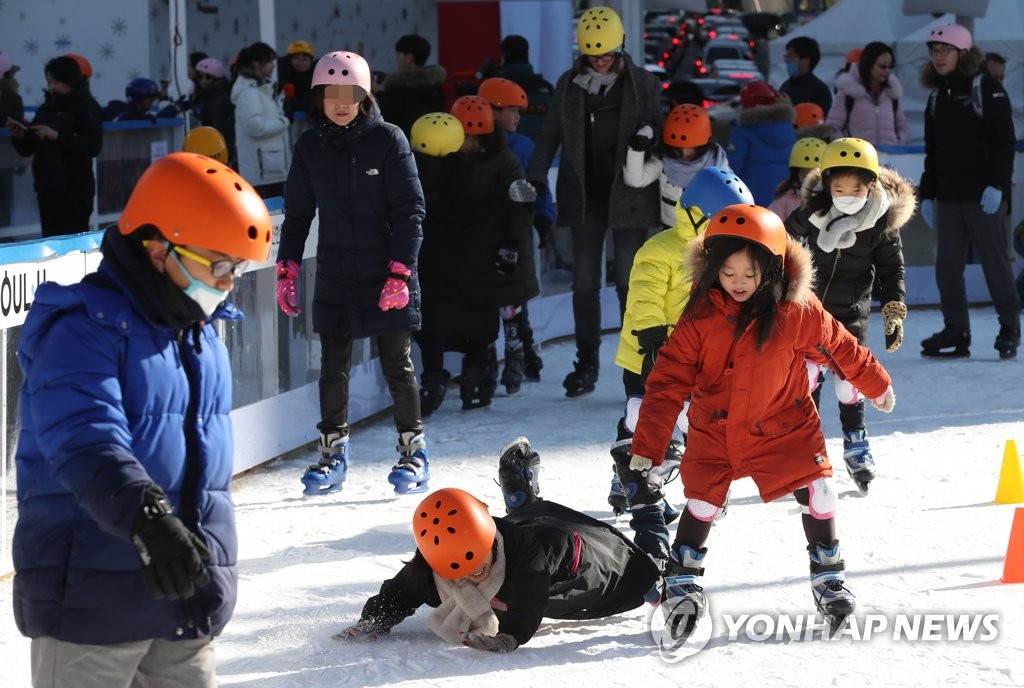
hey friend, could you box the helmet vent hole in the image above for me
[432,517,440,525]
[342,69,349,76]
[447,527,456,534]
[419,529,427,537]
[433,536,439,545]
[736,217,746,225]
[234,182,242,191]
[327,68,335,75]
[465,551,475,561]
[247,225,257,240]
[205,169,217,174]
[450,563,460,571]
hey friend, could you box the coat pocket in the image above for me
[752,403,809,438]
[257,146,288,178]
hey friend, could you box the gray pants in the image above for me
[935,199,1021,330]
[30,636,215,688]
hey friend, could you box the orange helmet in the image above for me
[740,80,777,109]
[119,152,272,262]
[413,488,496,580]
[451,95,495,135]
[65,53,93,78]
[793,102,824,128]
[663,104,712,148]
[478,77,528,109]
[705,204,787,268]
[845,48,863,66]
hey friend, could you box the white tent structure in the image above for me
[766,0,933,104]
[896,0,1024,143]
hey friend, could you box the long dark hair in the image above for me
[858,41,895,89]
[311,87,377,120]
[233,42,277,84]
[680,237,787,351]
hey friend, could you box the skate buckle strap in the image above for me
[811,560,845,575]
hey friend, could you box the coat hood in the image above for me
[799,166,917,236]
[737,101,796,127]
[835,69,904,102]
[382,64,447,90]
[687,232,816,307]
[794,122,838,141]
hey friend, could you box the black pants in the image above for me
[37,191,93,237]
[320,331,422,436]
[571,199,648,347]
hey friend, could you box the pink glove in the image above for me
[276,259,301,316]
[379,260,412,311]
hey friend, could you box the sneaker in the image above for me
[388,431,429,495]
[808,539,855,629]
[842,429,876,494]
[497,436,541,512]
[660,545,708,641]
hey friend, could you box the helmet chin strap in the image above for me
[686,206,708,231]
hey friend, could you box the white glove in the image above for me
[508,178,537,204]
[462,631,519,652]
[629,454,654,472]
[920,199,934,228]
[981,186,1002,214]
[636,125,654,139]
[333,619,379,641]
[871,385,895,413]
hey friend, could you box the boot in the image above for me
[497,436,541,512]
[501,313,526,394]
[460,353,492,410]
[518,307,543,382]
[842,429,876,495]
[920,325,970,358]
[387,431,429,495]
[994,324,1020,360]
[563,343,599,398]
[419,370,451,417]
[808,539,855,630]
[610,440,665,507]
[660,545,708,641]
[301,427,349,497]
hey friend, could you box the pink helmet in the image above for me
[927,24,972,51]
[195,57,225,79]
[312,51,371,91]
[0,52,14,77]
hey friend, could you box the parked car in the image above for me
[694,37,754,77]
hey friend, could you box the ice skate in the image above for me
[387,431,429,495]
[459,358,492,410]
[920,326,970,358]
[660,545,708,642]
[610,439,665,507]
[497,436,541,512]
[994,325,1020,360]
[301,429,349,497]
[500,353,525,395]
[843,429,876,495]
[608,474,629,516]
[563,344,599,398]
[523,346,543,382]
[808,540,856,631]
[419,370,450,417]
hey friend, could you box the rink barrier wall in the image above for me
[0,148,1019,576]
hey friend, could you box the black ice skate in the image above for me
[920,326,970,358]
[563,344,599,398]
[419,370,451,417]
[660,545,708,642]
[994,325,1020,360]
[808,539,856,631]
[497,436,541,512]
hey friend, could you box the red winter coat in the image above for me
[631,235,892,505]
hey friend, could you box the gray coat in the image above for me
[527,53,663,231]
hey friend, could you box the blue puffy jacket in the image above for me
[726,102,797,206]
[13,263,239,644]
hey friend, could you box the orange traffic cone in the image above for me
[1001,508,1024,584]
[994,440,1024,504]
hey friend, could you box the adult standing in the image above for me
[5,55,102,237]
[827,41,908,146]
[497,35,555,141]
[231,41,290,198]
[918,24,1019,360]
[13,152,272,687]
[0,51,24,228]
[527,6,662,398]
[377,34,447,140]
[780,36,833,115]
[275,51,429,496]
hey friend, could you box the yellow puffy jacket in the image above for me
[615,202,703,375]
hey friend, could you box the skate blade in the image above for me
[391,480,429,495]
[920,348,970,358]
[662,596,703,643]
[302,482,343,497]
[461,399,492,410]
[564,385,596,398]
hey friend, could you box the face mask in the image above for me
[833,195,868,215]
[786,62,800,78]
[169,252,229,319]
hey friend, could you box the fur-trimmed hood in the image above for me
[798,166,917,237]
[794,123,838,142]
[737,101,796,127]
[686,232,817,307]
[382,64,447,90]
[835,69,904,102]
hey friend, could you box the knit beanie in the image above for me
[45,55,84,88]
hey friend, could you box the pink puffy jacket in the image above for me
[826,69,908,146]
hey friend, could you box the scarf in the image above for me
[572,68,619,96]
[809,186,891,253]
[664,144,730,190]
[427,530,507,644]
[315,111,364,148]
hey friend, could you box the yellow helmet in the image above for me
[183,126,229,164]
[789,137,826,170]
[820,137,879,179]
[576,6,624,56]
[410,112,465,157]
[287,40,315,57]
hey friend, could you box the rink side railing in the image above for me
[1,148,1020,576]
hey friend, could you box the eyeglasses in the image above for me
[929,45,957,57]
[196,73,215,82]
[588,52,620,62]
[173,245,248,278]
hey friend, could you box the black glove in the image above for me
[495,245,519,275]
[534,214,553,249]
[529,180,547,200]
[131,484,211,600]
[628,132,656,152]
[633,325,668,381]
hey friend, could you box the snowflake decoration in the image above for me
[58,17,66,26]
[213,18,221,32]
[127,69,141,82]
[99,43,115,60]
[23,38,39,56]
[310,28,319,43]
[112,18,128,36]
[0,1,6,12]
[292,18,299,33]
[150,5,159,21]
[54,34,72,51]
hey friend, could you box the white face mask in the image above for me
[833,195,867,215]
[169,252,229,318]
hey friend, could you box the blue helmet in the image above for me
[681,167,754,222]
[126,77,159,104]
